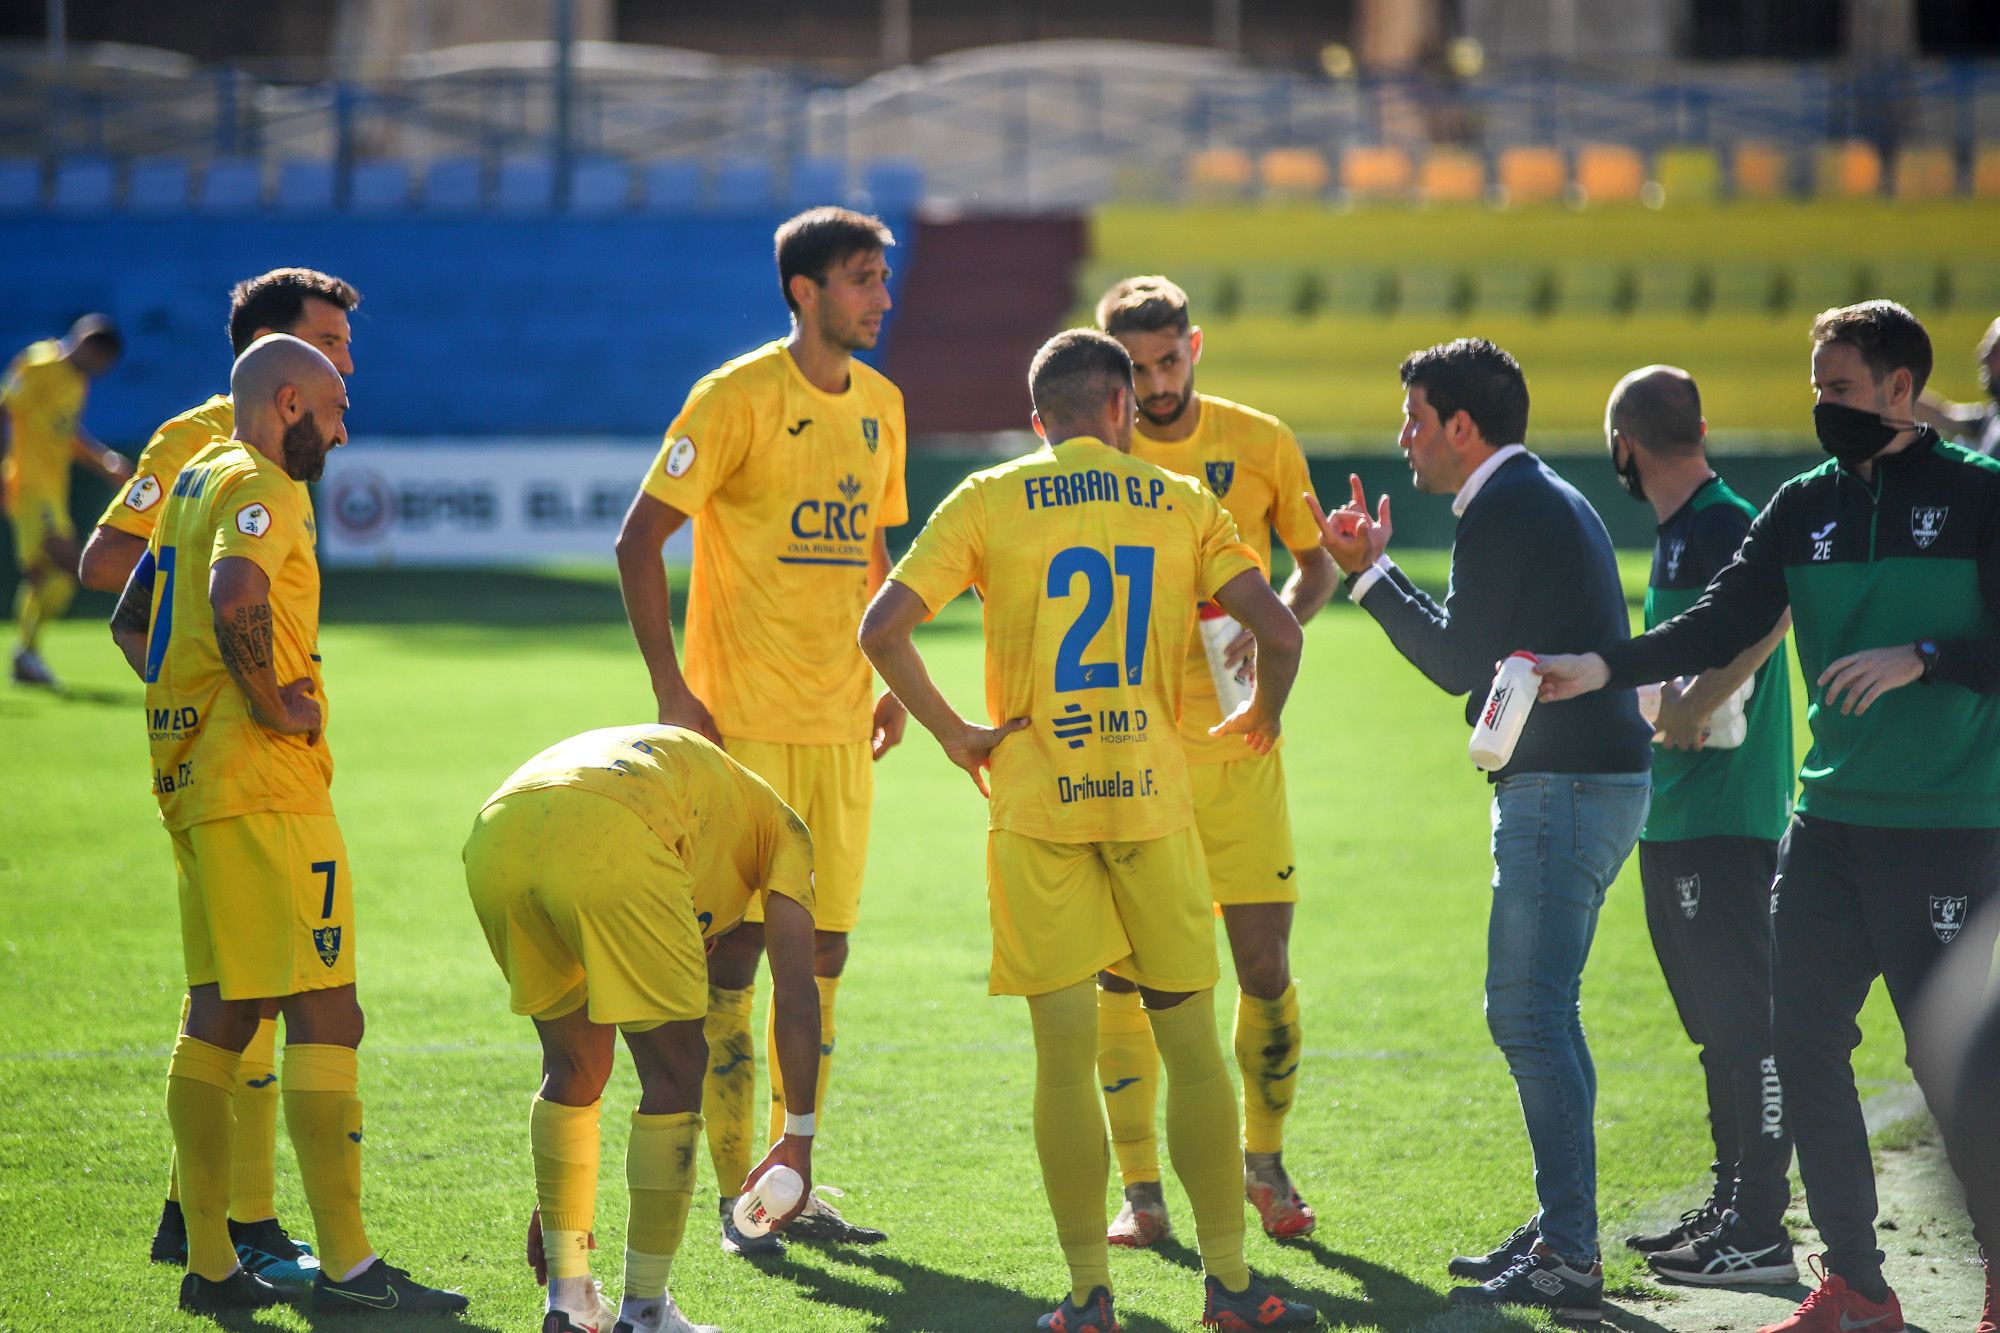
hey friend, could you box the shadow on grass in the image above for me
[1287,1238,1521,1331]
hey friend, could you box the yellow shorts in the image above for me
[463,788,709,1029]
[725,736,871,933]
[985,826,1218,997]
[173,812,355,1000]
[7,494,72,568]
[1191,751,1300,906]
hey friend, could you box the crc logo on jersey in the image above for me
[663,435,697,478]
[313,925,343,967]
[1911,506,1948,549]
[1205,460,1235,497]
[860,418,880,453]
[124,474,163,513]
[1665,538,1684,581]
[1931,894,1967,943]
[788,476,871,543]
[1675,873,1701,920]
[236,502,272,537]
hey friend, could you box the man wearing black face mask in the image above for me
[1537,302,2000,1333]
[1603,366,1800,1288]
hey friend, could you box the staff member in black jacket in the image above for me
[1312,339,1651,1323]
[1537,302,2000,1333]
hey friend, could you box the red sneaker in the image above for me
[1756,1256,1905,1333]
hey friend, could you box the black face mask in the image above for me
[1814,402,1905,469]
[1612,441,1646,502]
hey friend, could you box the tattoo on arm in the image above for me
[110,578,152,639]
[216,602,274,682]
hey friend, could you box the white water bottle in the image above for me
[1197,603,1256,716]
[1470,652,1540,772]
[731,1165,804,1238]
[1703,676,1753,749]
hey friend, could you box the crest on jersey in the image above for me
[1931,894,1967,943]
[1205,461,1235,497]
[1676,874,1701,920]
[1911,506,1948,549]
[125,474,163,513]
[313,925,343,967]
[663,435,697,478]
[1665,538,1684,581]
[861,418,880,453]
[838,472,863,502]
[236,502,272,537]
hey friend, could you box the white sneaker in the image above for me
[613,1295,721,1333]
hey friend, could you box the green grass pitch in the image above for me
[0,559,1910,1331]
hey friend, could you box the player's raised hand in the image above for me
[659,685,722,745]
[1210,697,1280,754]
[943,716,1031,797]
[278,676,322,745]
[1307,474,1392,576]
[1533,652,1611,702]
[870,688,908,760]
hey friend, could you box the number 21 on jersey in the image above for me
[1047,544,1155,691]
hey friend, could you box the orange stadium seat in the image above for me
[1891,145,1955,202]
[1339,145,1414,203]
[1259,147,1331,199]
[1186,147,1254,200]
[1574,144,1645,205]
[1495,146,1566,206]
[1418,147,1486,204]
[1650,145,1721,204]
[1731,142,1789,200]
[1816,140,1883,199]
[1976,146,2000,198]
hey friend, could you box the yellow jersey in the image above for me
[1131,394,1321,765]
[481,725,815,934]
[890,436,1260,843]
[101,394,234,540]
[143,440,332,831]
[642,341,907,745]
[0,340,87,511]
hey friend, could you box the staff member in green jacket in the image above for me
[1536,302,1999,1333]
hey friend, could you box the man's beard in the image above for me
[281,412,329,482]
[1139,382,1194,428]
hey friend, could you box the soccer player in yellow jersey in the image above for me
[616,207,905,1252]
[859,330,1317,1331]
[1,313,129,686]
[77,267,360,1286]
[108,335,466,1320]
[465,726,824,1333]
[1094,276,1338,1246]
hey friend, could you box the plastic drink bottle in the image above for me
[1197,603,1256,716]
[731,1165,804,1238]
[1637,677,1752,749]
[1469,652,1539,771]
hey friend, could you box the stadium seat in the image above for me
[712,158,776,213]
[494,154,557,212]
[1394,267,1466,317]
[1553,261,1628,316]
[1495,146,1565,206]
[124,156,192,212]
[1311,265,1391,317]
[861,157,925,212]
[273,159,338,212]
[1573,143,1644,205]
[1946,260,2000,312]
[1784,263,1861,314]
[196,157,264,213]
[420,156,485,212]
[346,159,412,212]
[1235,264,1310,317]
[566,156,631,215]
[1338,145,1414,203]
[0,156,40,212]
[788,156,848,210]
[1891,146,1955,202]
[1869,258,1944,312]
[1650,145,1721,205]
[1258,148,1329,200]
[1417,147,1486,205]
[639,158,705,213]
[1186,147,1254,200]
[1815,140,1882,199]
[1632,261,1700,315]
[50,156,118,213]
[1171,266,1228,318]
[1976,146,2000,199]
[1730,141,1789,200]
[1470,262,1547,316]
[1707,261,1781,316]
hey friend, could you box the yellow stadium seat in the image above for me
[1554,261,1628,315]
[1947,259,2000,312]
[1495,146,1566,206]
[1339,145,1415,203]
[1574,143,1645,205]
[1418,148,1486,205]
[1892,146,1956,202]
[1707,261,1782,316]
[1786,263,1862,314]
[1395,267,1466,316]
[1236,264,1311,316]
[1632,261,1700,315]
[1869,259,1945,312]
[1731,142,1789,200]
[1187,147,1254,200]
[1259,148,1331,200]
[1312,265,1392,316]
[1651,145,1721,205]
[1976,146,2000,198]
[1815,140,1883,199]
[1472,262,1548,316]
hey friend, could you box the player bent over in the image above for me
[109,334,464,1318]
[465,725,822,1333]
[860,330,1316,1330]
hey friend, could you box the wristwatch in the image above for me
[1915,639,1940,683]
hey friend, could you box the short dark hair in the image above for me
[228,268,360,355]
[1608,365,1703,456]
[775,207,894,314]
[1096,275,1191,337]
[1399,338,1530,445]
[67,312,122,354]
[1811,299,1933,395]
[1030,329,1134,424]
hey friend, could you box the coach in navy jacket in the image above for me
[1311,339,1651,1320]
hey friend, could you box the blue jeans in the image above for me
[1486,771,1650,1266]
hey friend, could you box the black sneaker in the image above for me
[312,1257,470,1315]
[1647,1209,1798,1286]
[1199,1273,1318,1329]
[229,1216,321,1286]
[783,1186,886,1245]
[151,1198,188,1266]
[1038,1285,1119,1331]
[1447,1213,1540,1281]
[1448,1242,1604,1324]
[1625,1200,1724,1254]
[179,1267,291,1314]
[719,1196,784,1257]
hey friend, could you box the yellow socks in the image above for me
[1149,990,1250,1293]
[767,975,838,1145]
[1235,984,1301,1156]
[166,1035,240,1280]
[624,1111,700,1301]
[282,1042,374,1279]
[1028,980,1112,1305]
[15,570,74,651]
[1096,984,1161,1188]
[531,1096,602,1280]
[230,1017,281,1222]
[703,984,756,1197]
